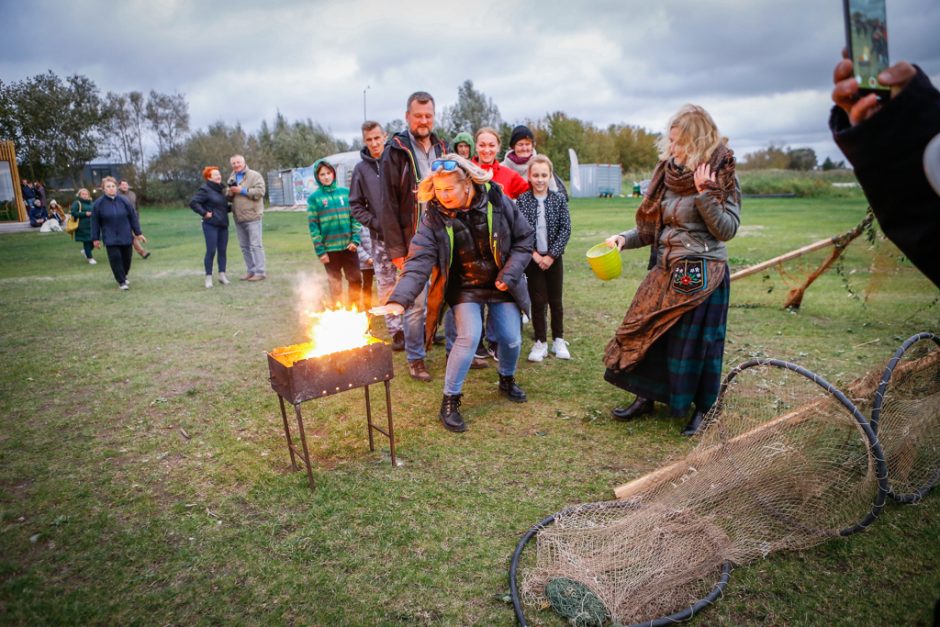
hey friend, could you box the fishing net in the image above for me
[871,333,940,503]
[513,334,938,626]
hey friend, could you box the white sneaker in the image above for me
[218,272,230,285]
[88,258,97,265]
[119,282,129,291]
[552,338,571,360]
[528,340,549,362]
[205,275,213,288]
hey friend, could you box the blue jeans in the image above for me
[444,301,522,396]
[202,222,228,274]
[404,282,428,362]
[444,306,489,353]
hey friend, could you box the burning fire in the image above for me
[300,304,376,360]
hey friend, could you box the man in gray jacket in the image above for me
[227,154,267,281]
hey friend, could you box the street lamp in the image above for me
[363,85,371,121]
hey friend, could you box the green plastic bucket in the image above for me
[586,243,622,280]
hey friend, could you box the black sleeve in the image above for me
[380,149,407,259]
[830,66,940,287]
[348,165,377,231]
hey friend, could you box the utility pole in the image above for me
[363,85,371,121]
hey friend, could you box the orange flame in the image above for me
[300,304,375,360]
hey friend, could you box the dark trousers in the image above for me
[361,268,374,310]
[105,244,133,285]
[323,249,362,308]
[525,256,565,342]
[81,240,94,259]
[202,222,229,275]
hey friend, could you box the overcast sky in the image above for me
[2,0,938,165]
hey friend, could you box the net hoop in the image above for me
[508,500,732,627]
[870,331,940,503]
[716,358,890,536]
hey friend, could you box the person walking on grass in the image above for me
[516,155,572,362]
[70,188,96,265]
[92,176,146,291]
[227,154,267,281]
[118,179,151,260]
[307,159,362,308]
[372,154,534,434]
[189,166,232,288]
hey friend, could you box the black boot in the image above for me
[498,374,527,403]
[439,394,466,433]
[681,408,707,436]
[611,397,654,421]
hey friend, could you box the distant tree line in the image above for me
[1,70,838,204]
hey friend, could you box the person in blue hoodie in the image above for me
[92,176,145,290]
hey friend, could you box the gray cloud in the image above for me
[1,0,937,164]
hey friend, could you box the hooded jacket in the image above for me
[189,180,231,227]
[349,144,384,241]
[306,159,361,257]
[388,183,534,349]
[379,129,447,260]
[452,131,475,158]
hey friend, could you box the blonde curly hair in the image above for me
[656,104,727,170]
[416,153,493,203]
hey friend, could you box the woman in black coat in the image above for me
[189,166,232,288]
[92,176,145,290]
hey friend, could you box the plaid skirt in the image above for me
[604,270,730,416]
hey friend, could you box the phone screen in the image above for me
[844,0,890,94]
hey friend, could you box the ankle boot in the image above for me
[681,408,708,436]
[498,374,527,403]
[611,397,654,421]
[439,394,466,432]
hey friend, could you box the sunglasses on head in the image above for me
[431,159,460,172]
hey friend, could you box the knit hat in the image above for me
[509,125,534,149]
[202,166,219,180]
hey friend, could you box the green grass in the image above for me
[0,193,938,625]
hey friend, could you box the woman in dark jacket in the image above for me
[92,176,145,290]
[373,154,535,434]
[603,104,740,436]
[70,188,96,265]
[190,166,231,288]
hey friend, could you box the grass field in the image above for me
[1,193,938,625]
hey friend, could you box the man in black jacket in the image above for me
[379,92,447,380]
[831,57,940,288]
[350,121,403,345]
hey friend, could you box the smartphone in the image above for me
[843,0,890,99]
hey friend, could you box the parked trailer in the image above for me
[570,163,622,198]
[267,150,362,207]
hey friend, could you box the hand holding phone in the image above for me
[833,56,917,126]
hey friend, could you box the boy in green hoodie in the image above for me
[307,159,363,308]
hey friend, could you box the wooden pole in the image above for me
[729,210,873,283]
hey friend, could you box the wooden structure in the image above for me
[0,141,26,222]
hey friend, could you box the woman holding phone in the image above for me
[190,166,232,288]
[602,104,740,436]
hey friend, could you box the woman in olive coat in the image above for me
[70,188,96,265]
